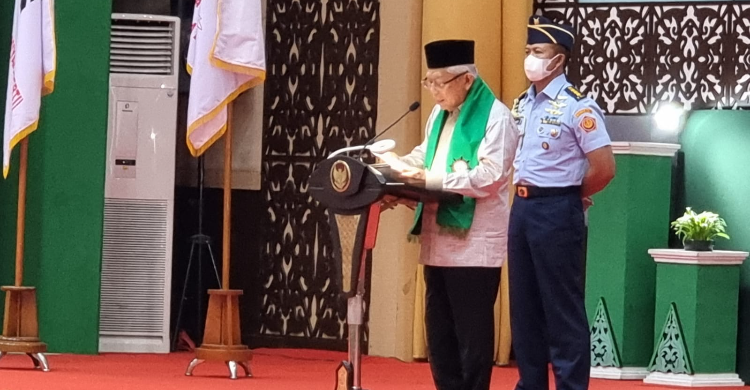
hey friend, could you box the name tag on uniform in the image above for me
[541,117,561,126]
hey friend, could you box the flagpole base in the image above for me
[0,286,50,372]
[183,289,252,379]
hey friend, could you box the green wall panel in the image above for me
[0,1,111,353]
[681,110,750,379]
[0,0,15,296]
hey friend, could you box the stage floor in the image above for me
[0,348,744,389]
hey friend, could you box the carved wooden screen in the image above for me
[535,0,750,113]
[259,0,380,349]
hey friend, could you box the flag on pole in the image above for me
[3,0,56,178]
[186,0,266,157]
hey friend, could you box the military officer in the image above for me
[508,16,616,390]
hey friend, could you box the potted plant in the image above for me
[670,207,730,251]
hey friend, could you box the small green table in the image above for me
[645,249,748,386]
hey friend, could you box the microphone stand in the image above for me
[356,102,420,162]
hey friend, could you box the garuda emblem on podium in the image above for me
[330,160,352,193]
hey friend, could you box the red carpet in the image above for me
[0,348,745,389]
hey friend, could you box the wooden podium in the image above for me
[309,155,460,390]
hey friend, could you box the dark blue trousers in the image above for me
[508,193,590,390]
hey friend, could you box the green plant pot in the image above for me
[684,240,714,252]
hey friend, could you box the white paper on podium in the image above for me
[372,152,412,173]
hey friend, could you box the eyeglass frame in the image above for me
[421,71,469,90]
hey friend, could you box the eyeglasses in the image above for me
[421,71,468,90]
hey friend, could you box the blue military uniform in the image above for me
[512,76,610,186]
[508,16,612,390]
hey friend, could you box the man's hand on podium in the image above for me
[398,167,425,181]
[381,195,417,211]
[374,152,414,173]
[376,151,400,164]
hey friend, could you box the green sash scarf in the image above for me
[409,77,496,237]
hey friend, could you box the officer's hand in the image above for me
[582,196,594,211]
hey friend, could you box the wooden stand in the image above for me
[185,104,252,379]
[0,140,50,372]
[186,290,252,378]
[0,287,49,370]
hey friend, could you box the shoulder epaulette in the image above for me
[564,86,585,101]
[511,91,527,118]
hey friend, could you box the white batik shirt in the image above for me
[400,101,519,268]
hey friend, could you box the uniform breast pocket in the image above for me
[536,125,563,139]
[535,125,563,157]
[538,125,562,139]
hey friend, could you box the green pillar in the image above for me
[586,142,680,379]
[645,249,747,386]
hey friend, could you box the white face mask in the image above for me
[524,54,560,82]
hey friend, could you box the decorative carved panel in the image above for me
[651,5,726,110]
[577,6,648,113]
[260,0,380,347]
[535,1,748,112]
[728,4,750,108]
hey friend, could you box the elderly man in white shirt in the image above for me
[382,39,518,390]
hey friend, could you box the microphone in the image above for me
[357,101,420,162]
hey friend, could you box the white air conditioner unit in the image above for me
[99,13,180,353]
